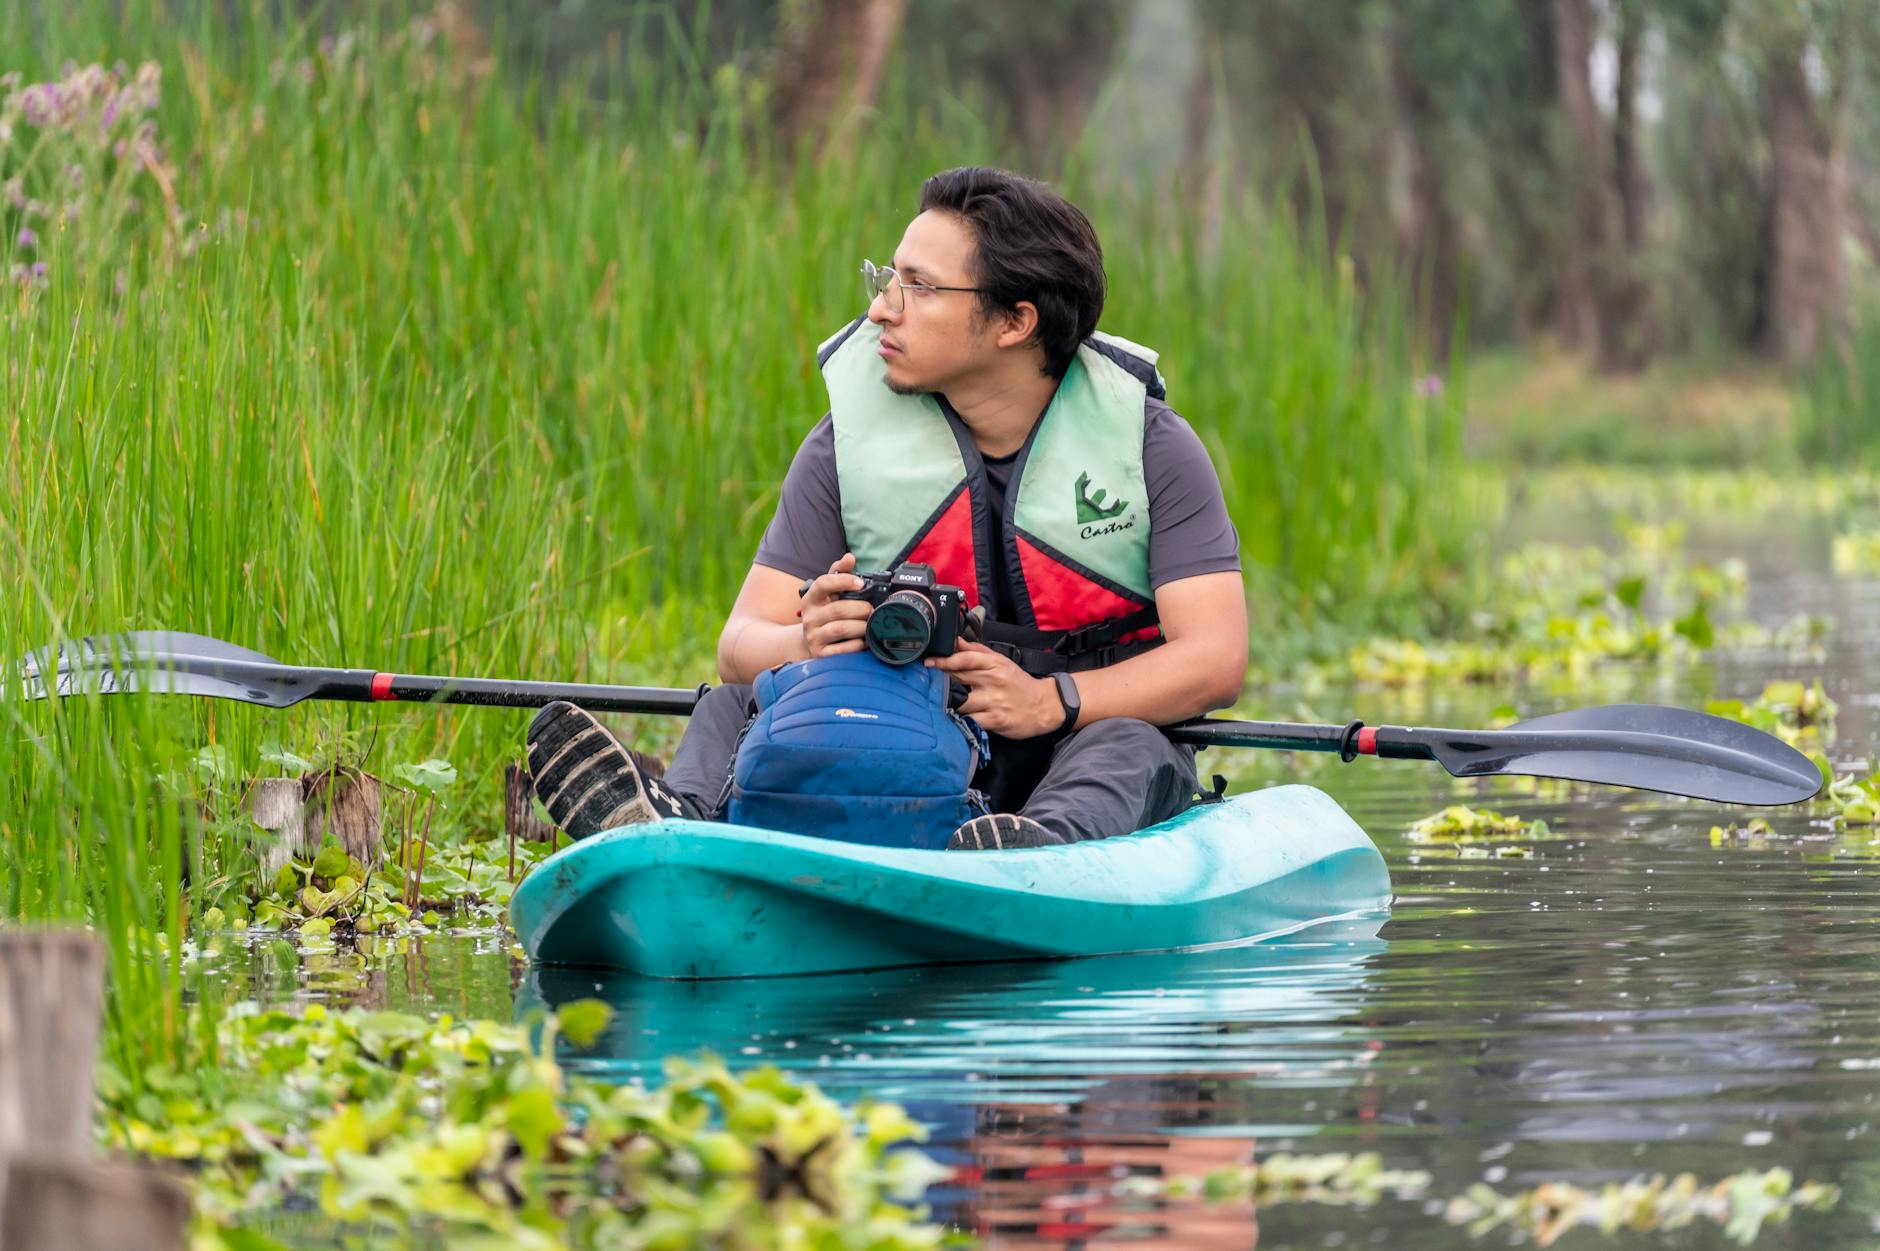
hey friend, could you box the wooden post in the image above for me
[0,931,103,1155]
[0,929,189,1251]
[248,776,312,875]
[250,769,385,873]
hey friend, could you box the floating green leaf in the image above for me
[259,742,316,776]
[553,999,613,1049]
[393,758,459,794]
[1406,805,1550,844]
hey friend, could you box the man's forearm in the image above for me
[716,616,810,685]
[1067,636,1244,729]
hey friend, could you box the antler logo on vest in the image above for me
[1075,470,1135,539]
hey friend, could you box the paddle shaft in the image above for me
[21,650,1757,759]
[47,648,1411,748]
[1162,719,1794,778]
[24,632,1823,804]
[1164,718,1429,758]
[106,655,707,716]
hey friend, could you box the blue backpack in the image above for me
[726,652,990,850]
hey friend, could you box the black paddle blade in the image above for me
[17,631,304,707]
[1424,703,1822,806]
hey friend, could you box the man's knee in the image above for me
[696,682,758,724]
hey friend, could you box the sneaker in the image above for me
[526,700,684,838]
[946,812,1058,851]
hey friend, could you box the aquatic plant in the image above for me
[1706,679,1838,750]
[1140,1154,1836,1245]
[103,1002,952,1250]
[236,825,551,936]
[1335,538,1747,687]
[1830,529,1880,575]
[1404,805,1549,858]
[1814,765,1880,828]
[1443,1167,1838,1247]
[1132,1151,1429,1207]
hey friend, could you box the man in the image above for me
[529,166,1246,850]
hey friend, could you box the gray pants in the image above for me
[661,683,1206,843]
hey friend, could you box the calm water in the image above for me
[218,520,1880,1248]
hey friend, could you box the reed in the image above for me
[1797,308,1880,467]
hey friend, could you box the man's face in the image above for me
[867,209,1000,396]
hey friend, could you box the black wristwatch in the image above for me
[1051,671,1081,735]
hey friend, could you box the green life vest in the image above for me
[817,316,1165,673]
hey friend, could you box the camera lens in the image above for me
[865,589,936,664]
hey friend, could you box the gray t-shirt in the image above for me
[753,396,1242,606]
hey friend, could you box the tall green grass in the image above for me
[1797,308,1880,467]
[1,1,1477,1065]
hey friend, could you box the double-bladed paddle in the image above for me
[14,630,1822,806]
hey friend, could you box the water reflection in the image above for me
[520,922,1384,1245]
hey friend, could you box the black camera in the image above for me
[841,562,970,665]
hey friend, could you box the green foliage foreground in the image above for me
[106,1001,953,1250]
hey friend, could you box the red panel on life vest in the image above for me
[906,489,980,610]
[1016,536,1149,630]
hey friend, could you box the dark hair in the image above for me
[918,167,1105,379]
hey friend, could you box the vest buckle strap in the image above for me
[1049,604,1160,657]
[1052,620,1119,656]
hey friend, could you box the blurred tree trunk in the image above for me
[1550,0,1650,371]
[1605,0,1652,369]
[1475,0,1564,342]
[901,1,1128,167]
[1763,33,1850,363]
[769,0,908,160]
[1386,20,1460,357]
[1613,1,1649,258]
[1549,0,1604,354]
[1002,19,1125,162]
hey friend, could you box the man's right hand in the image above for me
[800,552,872,658]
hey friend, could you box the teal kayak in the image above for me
[510,784,1390,979]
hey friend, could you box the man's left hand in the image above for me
[926,642,1063,738]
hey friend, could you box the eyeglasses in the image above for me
[861,259,982,314]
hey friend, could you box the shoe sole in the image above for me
[949,813,1054,851]
[527,702,657,838]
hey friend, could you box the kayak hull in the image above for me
[510,784,1390,979]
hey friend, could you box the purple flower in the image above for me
[1417,374,1445,397]
[15,227,35,249]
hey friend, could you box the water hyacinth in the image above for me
[1444,1168,1838,1247]
[103,1002,952,1249]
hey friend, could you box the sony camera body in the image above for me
[841,562,969,664]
